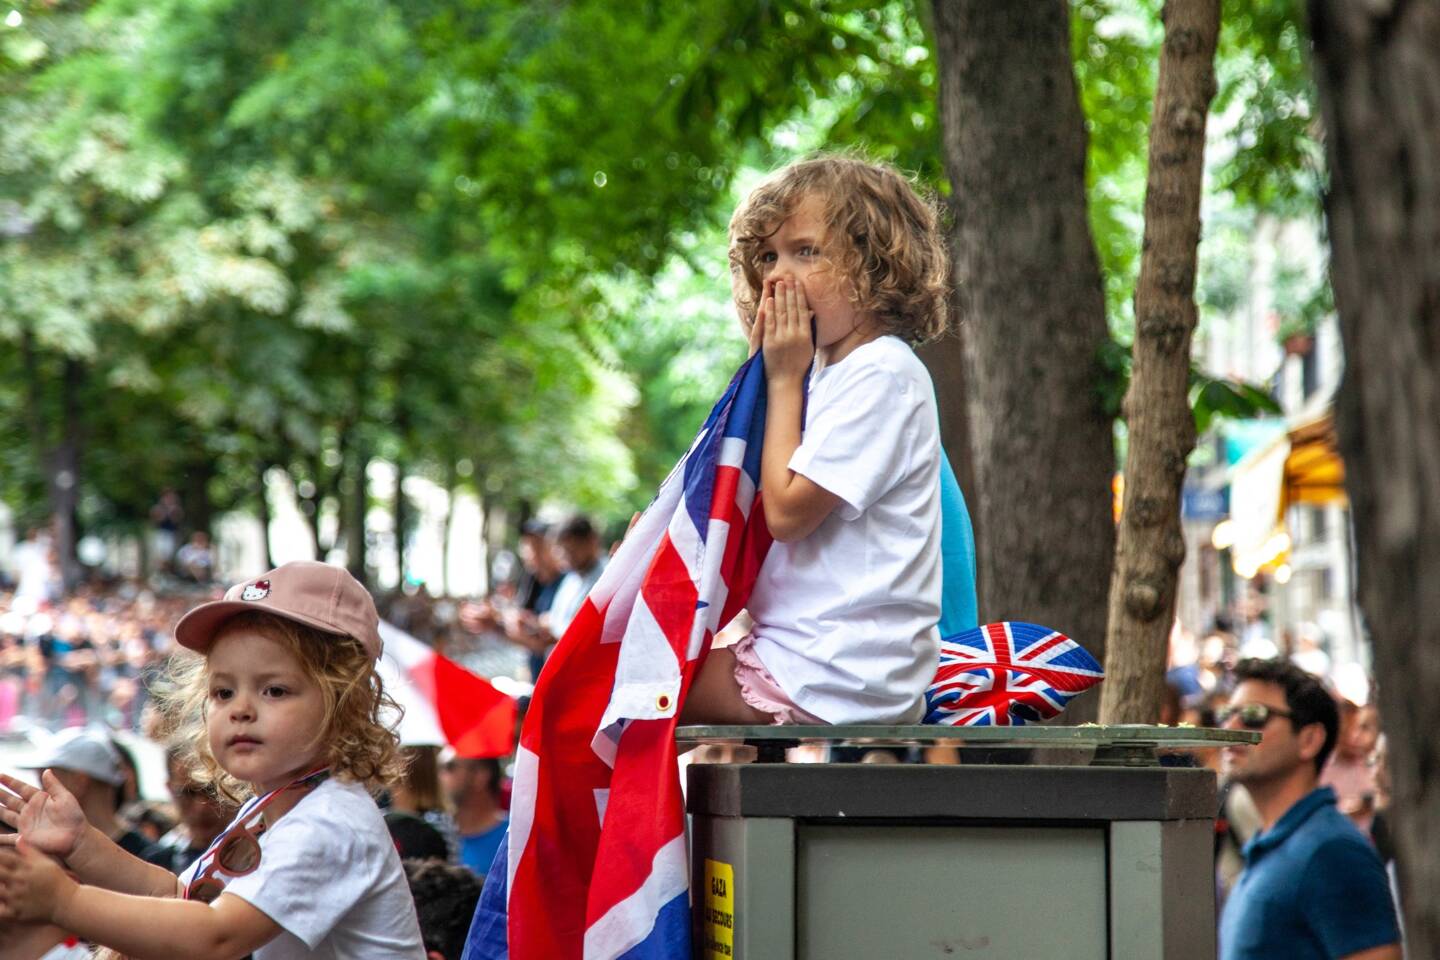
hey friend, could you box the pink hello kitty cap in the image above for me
[174,560,383,660]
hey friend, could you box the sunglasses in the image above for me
[185,767,329,904]
[1216,703,1294,730]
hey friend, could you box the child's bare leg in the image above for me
[681,647,775,725]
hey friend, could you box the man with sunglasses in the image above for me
[1218,658,1401,960]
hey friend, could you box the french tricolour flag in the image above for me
[464,351,775,960]
[379,621,517,758]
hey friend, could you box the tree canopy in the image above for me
[1,0,1319,582]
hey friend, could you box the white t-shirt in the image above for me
[179,778,424,959]
[746,335,942,724]
[547,556,607,637]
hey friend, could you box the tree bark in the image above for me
[1306,0,1440,947]
[181,453,215,540]
[345,443,370,585]
[1100,0,1219,724]
[256,459,276,570]
[917,305,978,526]
[20,331,83,589]
[394,458,409,586]
[54,358,84,589]
[440,459,459,596]
[930,0,1117,710]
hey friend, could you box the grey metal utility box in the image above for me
[687,760,1219,960]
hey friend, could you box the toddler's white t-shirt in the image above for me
[746,335,942,724]
[180,777,425,959]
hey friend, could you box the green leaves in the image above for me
[0,0,1329,551]
[1191,374,1282,435]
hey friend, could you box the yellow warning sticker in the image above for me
[702,858,735,959]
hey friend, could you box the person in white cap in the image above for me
[19,726,157,864]
[0,561,425,959]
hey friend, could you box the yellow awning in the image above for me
[1228,410,1346,578]
[1229,434,1290,576]
[1283,413,1347,509]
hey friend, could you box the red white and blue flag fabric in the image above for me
[923,621,1104,726]
[378,621,516,758]
[464,352,775,960]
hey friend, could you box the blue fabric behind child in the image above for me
[937,453,978,638]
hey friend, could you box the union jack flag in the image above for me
[923,621,1103,726]
[464,351,776,960]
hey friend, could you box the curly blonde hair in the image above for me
[728,153,950,344]
[153,611,406,804]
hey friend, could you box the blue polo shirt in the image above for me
[459,820,509,877]
[1220,787,1399,960]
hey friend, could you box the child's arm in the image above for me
[758,277,842,542]
[66,820,184,897]
[0,771,180,898]
[0,842,279,960]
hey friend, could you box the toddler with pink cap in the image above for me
[0,561,427,959]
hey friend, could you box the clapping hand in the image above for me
[0,771,87,862]
[0,839,74,924]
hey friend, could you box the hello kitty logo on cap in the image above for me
[173,560,383,660]
[241,580,271,601]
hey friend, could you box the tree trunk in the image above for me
[394,458,409,586]
[1306,0,1440,947]
[181,454,215,540]
[346,445,370,586]
[930,0,1117,712]
[917,310,978,524]
[1100,0,1219,724]
[52,358,84,589]
[256,459,276,570]
[440,459,459,596]
[21,331,83,590]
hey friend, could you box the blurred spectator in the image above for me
[440,752,507,876]
[174,532,214,585]
[1237,592,1277,660]
[1217,658,1399,960]
[147,748,235,875]
[389,745,459,861]
[402,858,484,960]
[1214,778,1262,912]
[38,615,97,724]
[22,727,158,861]
[0,586,191,732]
[148,489,183,575]
[1321,699,1380,832]
[459,520,563,682]
[0,623,27,732]
[12,528,59,613]
[515,520,562,617]
[1367,733,1404,934]
[545,515,607,640]
[386,812,451,862]
[1290,623,1332,678]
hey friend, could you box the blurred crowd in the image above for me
[1,517,1406,957]
[0,580,193,735]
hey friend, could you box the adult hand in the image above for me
[458,600,499,634]
[0,840,76,924]
[761,277,814,384]
[0,771,86,862]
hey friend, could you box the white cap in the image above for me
[24,727,125,786]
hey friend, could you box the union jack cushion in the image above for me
[924,621,1104,726]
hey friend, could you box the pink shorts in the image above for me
[729,635,826,725]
